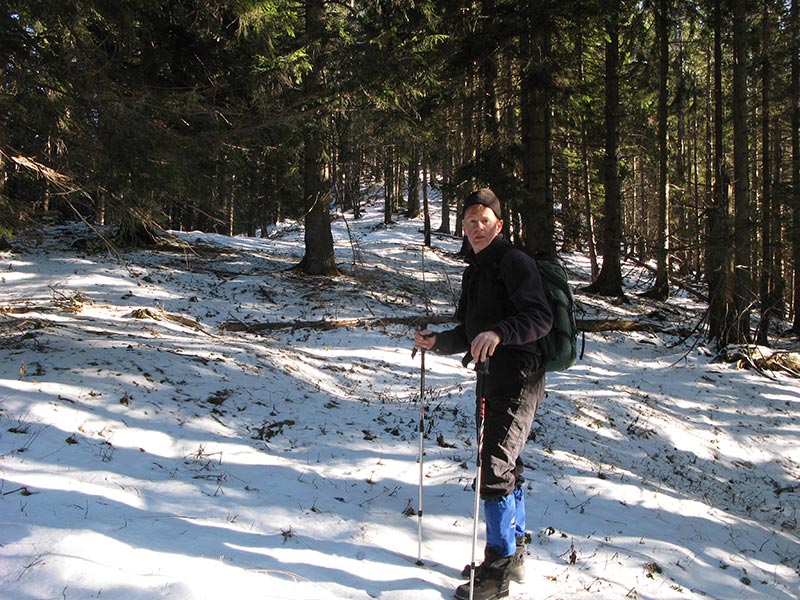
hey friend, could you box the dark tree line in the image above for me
[2,1,800,347]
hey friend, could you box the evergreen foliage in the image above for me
[2,1,799,346]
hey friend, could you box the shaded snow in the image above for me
[1,200,798,600]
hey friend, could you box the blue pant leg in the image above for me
[513,486,526,539]
[484,493,516,557]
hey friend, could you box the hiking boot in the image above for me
[460,538,526,583]
[455,548,514,600]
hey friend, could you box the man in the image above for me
[413,188,552,600]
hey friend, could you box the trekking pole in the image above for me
[469,358,489,600]
[413,245,432,567]
[416,344,426,566]
[411,327,432,566]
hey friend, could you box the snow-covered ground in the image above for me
[1,197,798,600]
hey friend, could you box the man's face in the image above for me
[463,204,503,254]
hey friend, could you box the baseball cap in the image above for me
[463,188,502,220]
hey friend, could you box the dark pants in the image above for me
[476,347,544,499]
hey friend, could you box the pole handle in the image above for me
[411,327,433,359]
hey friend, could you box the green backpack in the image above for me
[494,246,580,372]
[534,257,579,372]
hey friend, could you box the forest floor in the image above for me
[1,198,799,600]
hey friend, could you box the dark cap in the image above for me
[463,188,502,220]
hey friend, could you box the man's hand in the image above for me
[414,329,436,352]
[471,330,500,365]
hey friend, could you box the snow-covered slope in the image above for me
[1,201,798,599]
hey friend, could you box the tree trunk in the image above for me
[422,158,431,247]
[458,69,475,235]
[384,149,394,225]
[299,0,338,276]
[394,153,403,212]
[792,0,800,334]
[731,0,752,343]
[481,0,501,147]
[439,136,453,235]
[646,0,671,300]
[340,117,362,219]
[674,29,689,278]
[583,0,624,297]
[227,173,235,237]
[406,147,420,219]
[96,187,105,226]
[577,22,599,280]
[560,148,582,253]
[707,0,735,347]
[757,4,775,345]
[520,11,554,257]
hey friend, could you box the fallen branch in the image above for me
[719,345,800,378]
[577,318,693,337]
[1,304,57,315]
[221,315,692,337]
[221,314,454,333]
[128,307,214,336]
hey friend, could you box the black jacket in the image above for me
[434,235,553,360]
